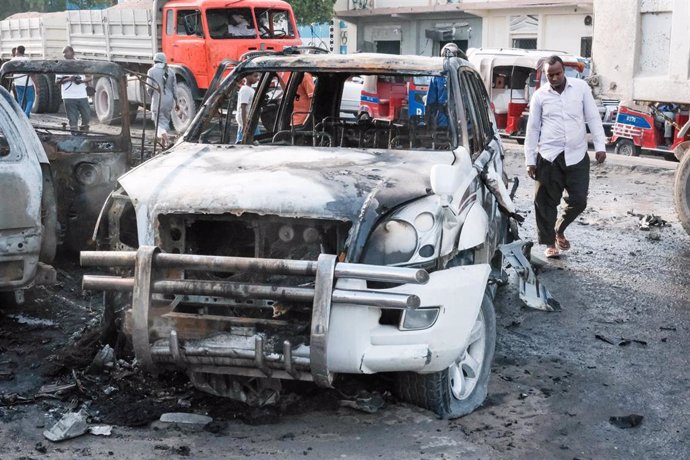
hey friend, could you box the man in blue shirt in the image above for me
[425,43,461,128]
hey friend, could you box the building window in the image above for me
[512,38,537,49]
[581,36,592,57]
[375,40,400,54]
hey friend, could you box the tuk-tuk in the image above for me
[467,48,586,142]
[610,101,690,160]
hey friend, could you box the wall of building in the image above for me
[333,1,593,56]
[542,14,592,54]
[478,8,592,55]
[345,14,482,55]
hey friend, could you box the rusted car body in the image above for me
[0,86,56,293]
[0,60,132,253]
[82,51,546,418]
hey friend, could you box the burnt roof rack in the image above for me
[240,46,330,62]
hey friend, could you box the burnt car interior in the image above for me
[0,70,130,163]
[192,70,458,151]
[0,62,132,253]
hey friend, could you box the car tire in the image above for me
[615,138,640,157]
[674,151,690,235]
[171,81,196,133]
[395,290,496,419]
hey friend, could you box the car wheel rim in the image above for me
[449,308,486,401]
[620,143,632,156]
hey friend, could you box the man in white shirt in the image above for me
[11,45,34,118]
[235,72,260,143]
[227,13,255,37]
[524,55,606,258]
[56,46,91,134]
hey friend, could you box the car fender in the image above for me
[457,202,489,251]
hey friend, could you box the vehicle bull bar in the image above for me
[81,246,429,387]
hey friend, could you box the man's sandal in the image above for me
[555,234,571,251]
[544,247,561,258]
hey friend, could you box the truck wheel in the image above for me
[615,138,640,157]
[39,165,58,264]
[673,151,690,235]
[94,77,120,125]
[171,81,196,133]
[32,75,51,114]
[395,291,496,419]
[46,73,62,113]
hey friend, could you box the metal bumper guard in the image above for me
[81,246,439,387]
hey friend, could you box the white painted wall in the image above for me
[481,15,509,50]
[542,14,592,53]
[480,9,591,55]
[592,0,690,104]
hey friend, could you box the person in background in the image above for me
[146,52,178,149]
[236,72,260,143]
[655,102,678,146]
[292,72,315,126]
[425,43,462,128]
[56,46,91,133]
[524,55,606,259]
[11,45,34,118]
[227,13,255,37]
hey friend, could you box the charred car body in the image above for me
[0,60,132,254]
[83,51,547,418]
[0,87,56,294]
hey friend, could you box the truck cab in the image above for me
[160,0,300,91]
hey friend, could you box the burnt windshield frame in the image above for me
[186,63,455,150]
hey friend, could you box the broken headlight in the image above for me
[361,196,442,266]
[362,220,417,265]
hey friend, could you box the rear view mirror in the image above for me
[430,164,462,205]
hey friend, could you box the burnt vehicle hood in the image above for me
[119,143,453,225]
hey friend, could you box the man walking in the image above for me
[524,55,606,258]
[146,52,178,149]
[56,46,91,133]
[12,46,34,118]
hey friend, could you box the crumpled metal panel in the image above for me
[0,86,47,289]
[118,144,454,254]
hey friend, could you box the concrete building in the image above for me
[333,0,594,57]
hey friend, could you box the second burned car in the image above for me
[83,50,542,418]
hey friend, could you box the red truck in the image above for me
[0,0,301,130]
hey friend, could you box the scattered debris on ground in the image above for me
[339,391,386,414]
[595,334,648,347]
[43,409,89,442]
[628,211,669,230]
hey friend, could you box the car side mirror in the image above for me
[430,164,462,206]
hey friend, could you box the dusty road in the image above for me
[1,142,688,459]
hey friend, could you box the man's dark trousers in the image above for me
[534,152,590,245]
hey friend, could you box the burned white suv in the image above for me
[83,50,545,418]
